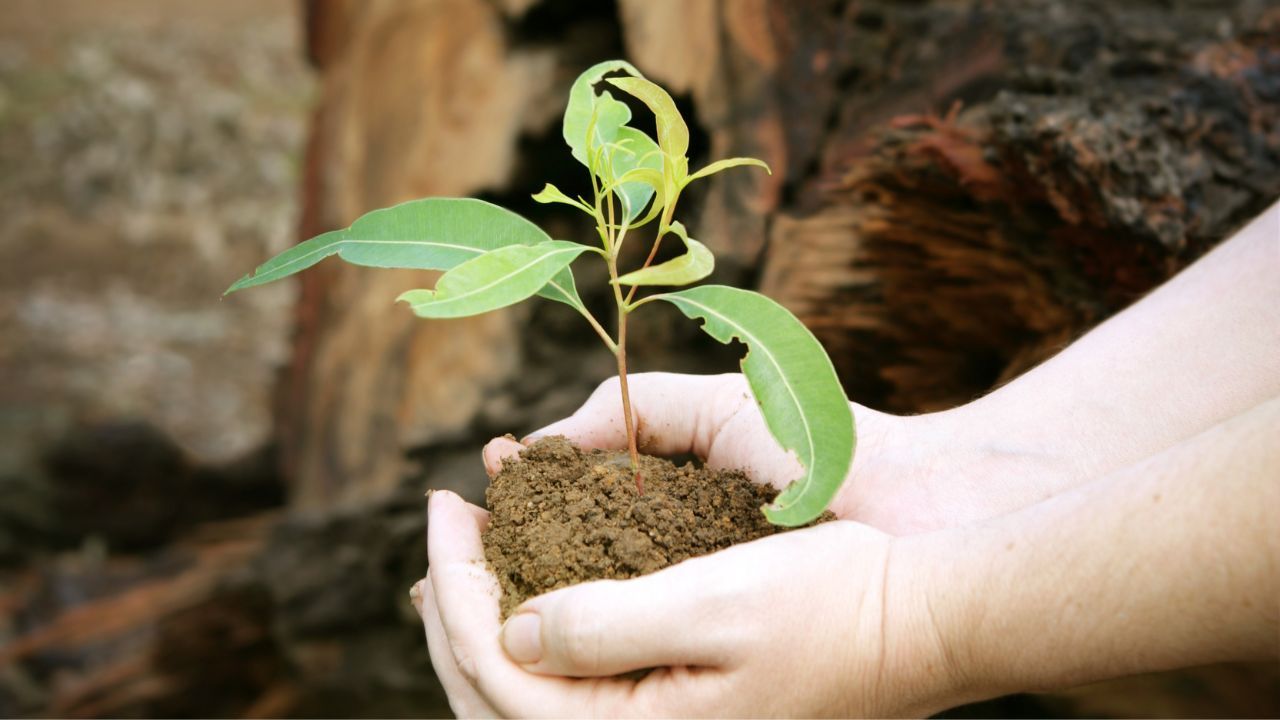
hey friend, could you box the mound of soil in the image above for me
[482,436,825,619]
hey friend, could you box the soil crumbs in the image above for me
[483,436,821,619]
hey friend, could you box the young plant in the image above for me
[225,61,854,526]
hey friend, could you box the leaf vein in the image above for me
[407,247,583,313]
[257,239,485,279]
[663,295,817,476]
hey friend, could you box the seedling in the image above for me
[226,61,854,526]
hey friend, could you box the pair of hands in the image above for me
[411,372,1048,717]
[413,202,1280,717]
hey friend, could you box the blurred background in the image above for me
[1,0,1277,716]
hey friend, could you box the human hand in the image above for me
[420,394,1280,717]
[415,489,956,718]
[416,371,1071,718]
[483,372,1072,533]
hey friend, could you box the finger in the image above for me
[528,372,804,490]
[419,577,501,718]
[426,491,497,688]
[482,436,525,477]
[526,372,753,458]
[429,490,660,717]
[409,577,425,615]
[427,490,516,702]
[701,403,805,491]
[501,550,747,678]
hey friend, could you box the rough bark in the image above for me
[283,0,559,509]
[760,1,1280,411]
[5,1,1279,718]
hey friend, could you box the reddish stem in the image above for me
[615,307,643,494]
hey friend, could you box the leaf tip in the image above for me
[223,275,251,296]
[760,484,813,527]
[760,503,804,528]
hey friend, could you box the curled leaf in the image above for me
[605,76,690,167]
[615,221,713,287]
[397,241,589,319]
[684,157,772,186]
[656,285,854,526]
[609,127,663,223]
[563,60,643,168]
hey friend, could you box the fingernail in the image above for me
[500,612,542,665]
[408,581,423,613]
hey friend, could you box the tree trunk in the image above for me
[5,1,1278,717]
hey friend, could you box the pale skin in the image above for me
[412,200,1280,717]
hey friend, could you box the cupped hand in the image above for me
[415,489,953,718]
[417,371,1063,717]
[484,372,1054,533]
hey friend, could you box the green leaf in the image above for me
[610,127,663,223]
[561,62,667,226]
[563,60,643,168]
[541,266,584,310]
[606,76,690,167]
[684,157,772,186]
[397,241,589,319]
[532,183,592,214]
[615,221,713,287]
[609,165,666,228]
[225,197,585,311]
[656,286,854,526]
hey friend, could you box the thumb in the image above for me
[526,372,754,459]
[482,436,525,477]
[498,557,740,677]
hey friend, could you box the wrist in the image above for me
[840,402,1081,533]
[877,531,1001,716]
[923,400,1088,518]
[885,528,1041,715]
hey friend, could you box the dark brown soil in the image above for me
[482,436,827,619]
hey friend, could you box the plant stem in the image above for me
[576,305,617,353]
[614,305,643,494]
[602,199,644,494]
[623,198,679,306]
[594,144,643,494]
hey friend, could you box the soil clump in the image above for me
[482,436,828,618]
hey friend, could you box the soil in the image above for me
[482,436,830,619]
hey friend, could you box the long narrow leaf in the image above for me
[615,221,713,287]
[540,266,584,310]
[398,242,589,319]
[225,197,585,311]
[656,286,854,526]
[606,76,690,165]
[684,157,772,186]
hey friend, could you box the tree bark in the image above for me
[283,0,1280,506]
[6,2,1277,718]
